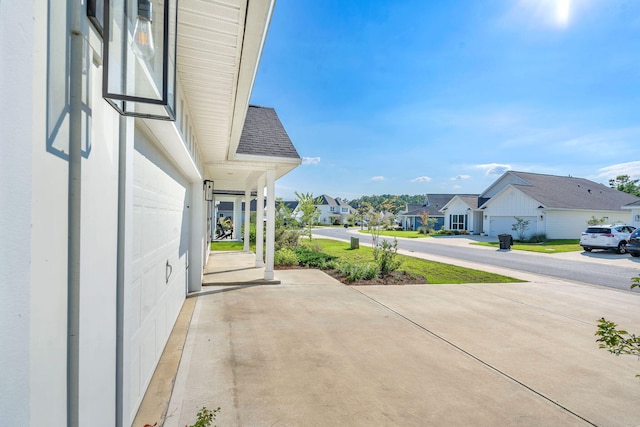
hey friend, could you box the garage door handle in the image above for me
[166,260,173,284]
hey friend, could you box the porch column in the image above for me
[243,186,251,252]
[265,169,276,280]
[232,196,241,240]
[255,174,265,268]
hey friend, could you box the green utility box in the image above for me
[350,237,359,249]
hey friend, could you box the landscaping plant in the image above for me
[511,217,530,241]
[373,238,401,280]
[595,276,640,377]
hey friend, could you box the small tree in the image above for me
[587,216,607,226]
[295,191,321,240]
[368,210,384,248]
[511,217,530,241]
[595,276,640,377]
[373,238,401,283]
[418,210,438,234]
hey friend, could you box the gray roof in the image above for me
[506,171,640,210]
[624,200,640,207]
[236,105,300,159]
[402,194,460,216]
[318,194,351,207]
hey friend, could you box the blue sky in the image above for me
[250,0,640,201]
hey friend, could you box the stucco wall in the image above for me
[1,1,34,425]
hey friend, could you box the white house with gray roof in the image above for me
[316,195,354,224]
[442,171,640,239]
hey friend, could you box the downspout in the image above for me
[115,115,127,427]
[67,0,83,425]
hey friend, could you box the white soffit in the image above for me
[176,0,274,169]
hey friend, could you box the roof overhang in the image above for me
[175,0,286,192]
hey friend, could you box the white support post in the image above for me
[265,169,276,280]
[189,182,204,293]
[255,174,265,268]
[232,196,241,240]
[243,186,251,252]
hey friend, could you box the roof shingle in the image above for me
[237,105,300,159]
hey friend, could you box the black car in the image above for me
[628,228,640,258]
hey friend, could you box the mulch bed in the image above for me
[276,265,428,285]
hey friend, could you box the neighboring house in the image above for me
[442,171,640,239]
[623,200,640,229]
[398,194,458,231]
[3,2,301,427]
[316,195,354,224]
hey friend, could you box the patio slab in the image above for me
[160,266,640,426]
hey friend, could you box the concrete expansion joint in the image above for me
[346,285,600,427]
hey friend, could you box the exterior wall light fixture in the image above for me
[204,180,214,201]
[103,0,178,120]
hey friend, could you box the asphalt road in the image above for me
[312,227,640,292]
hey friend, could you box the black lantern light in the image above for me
[103,0,178,120]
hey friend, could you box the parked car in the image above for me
[580,225,636,254]
[627,228,640,258]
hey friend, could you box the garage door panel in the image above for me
[129,130,190,419]
[489,216,537,238]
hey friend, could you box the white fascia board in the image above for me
[228,0,277,160]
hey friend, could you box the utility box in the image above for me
[350,237,359,249]
[498,234,513,250]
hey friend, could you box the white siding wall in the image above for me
[545,210,633,239]
[27,1,123,424]
[484,187,543,237]
[630,208,640,229]
[129,129,190,422]
[1,2,34,425]
[481,174,527,198]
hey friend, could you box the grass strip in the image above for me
[313,239,523,284]
[471,239,581,253]
[357,229,429,238]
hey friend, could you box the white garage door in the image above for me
[129,131,191,420]
[489,216,537,238]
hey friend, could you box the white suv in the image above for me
[580,224,636,254]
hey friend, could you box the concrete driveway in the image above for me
[161,256,640,427]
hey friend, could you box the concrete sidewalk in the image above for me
[141,251,640,426]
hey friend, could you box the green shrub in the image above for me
[525,233,547,243]
[275,229,300,251]
[294,246,336,267]
[334,262,378,282]
[374,238,401,278]
[274,248,299,266]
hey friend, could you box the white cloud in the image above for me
[595,161,640,180]
[476,163,511,176]
[371,175,385,181]
[302,157,321,165]
[411,176,432,183]
[450,175,471,181]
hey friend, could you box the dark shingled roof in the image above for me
[237,105,300,159]
[507,171,640,210]
[402,194,462,216]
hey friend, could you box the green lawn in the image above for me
[357,229,429,238]
[471,239,582,253]
[210,241,256,252]
[313,239,523,284]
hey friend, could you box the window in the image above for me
[450,214,466,230]
[330,206,337,212]
[341,207,349,213]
